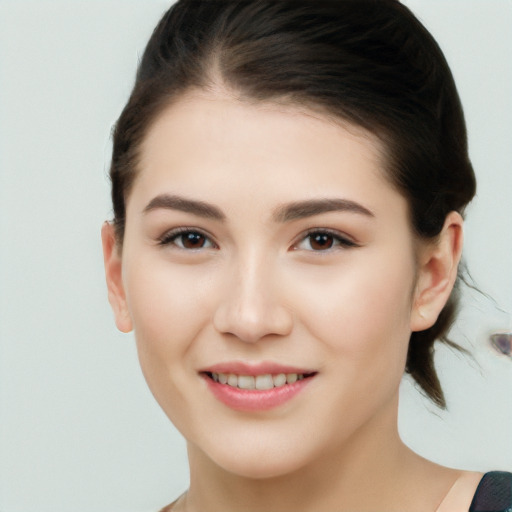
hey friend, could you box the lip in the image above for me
[200,361,316,376]
[199,361,317,412]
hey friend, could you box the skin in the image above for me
[102,89,477,511]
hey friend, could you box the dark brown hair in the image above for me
[109,0,476,407]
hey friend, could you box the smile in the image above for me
[209,372,308,390]
[202,369,316,411]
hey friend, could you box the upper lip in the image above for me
[199,361,316,376]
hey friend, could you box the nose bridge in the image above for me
[213,246,292,342]
[238,247,270,300]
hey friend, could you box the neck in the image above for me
[180,396,443,512]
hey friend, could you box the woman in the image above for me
[101,1,512,510]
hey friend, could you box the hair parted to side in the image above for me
[109,0,476,407]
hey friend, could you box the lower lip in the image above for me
[203,374,314,412]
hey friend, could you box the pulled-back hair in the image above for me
[109,0,476,407]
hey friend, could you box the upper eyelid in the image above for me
[156,226,358,248]
[293,228,358,246]
[158,227,217,246]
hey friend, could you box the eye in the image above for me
[293,230,357,251]
[158,228,216,250]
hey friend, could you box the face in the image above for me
[105,91,428,478]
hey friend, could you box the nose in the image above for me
[212,254,293,343]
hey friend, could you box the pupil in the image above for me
[184,233,204,248]
[311,233,333,250]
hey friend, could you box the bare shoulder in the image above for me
[157,502,178,512]
[157,505,175,512]
[157,493,185,512]
[435,470,485,512]
[399,451,484,512]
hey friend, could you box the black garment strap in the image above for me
[469,471,512,512]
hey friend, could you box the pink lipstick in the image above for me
[200,361,316,412]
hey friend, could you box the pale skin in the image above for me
[102,89,482,512]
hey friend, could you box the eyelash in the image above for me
[292,229,358,252]
[158,227,358,252]
[158,227,217,250]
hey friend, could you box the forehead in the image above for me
[132,91,408,225]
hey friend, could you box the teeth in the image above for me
[210,372,307,389]
[255,374,274,390]
[273,373,287,387]
[286,373,298,384]
[238,375,255,390]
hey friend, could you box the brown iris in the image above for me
[309,233,334,250]
[182,232,208,249]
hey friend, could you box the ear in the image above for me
[101,222,133,333]
[410,211,464,332]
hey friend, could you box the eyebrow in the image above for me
[272,198,375,222]
[143,194,374,222]
[143,194,226,221]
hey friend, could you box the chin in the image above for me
[217,452,307,480]
[192,429,318,480]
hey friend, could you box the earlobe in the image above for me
[101,222,133,333]
[410,211,464,332]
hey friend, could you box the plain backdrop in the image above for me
[0,1,511,511]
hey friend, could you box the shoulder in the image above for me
[469,471,512,512]
[156,506,175,512]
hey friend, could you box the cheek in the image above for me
[296,250,414,370]
[121,255,221,433]
[123,255,215,367]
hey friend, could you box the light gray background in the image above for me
[0,1,511,511]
